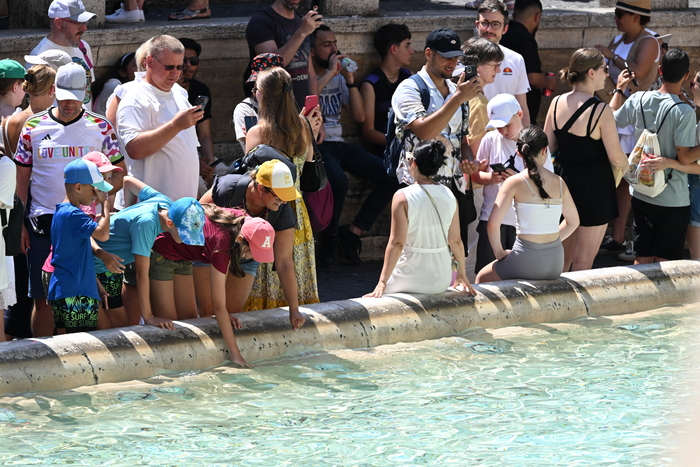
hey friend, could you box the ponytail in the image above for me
[516,126,550,199]
[201,203,247,278]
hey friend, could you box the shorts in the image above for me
[26,226,52,299]
[688,174,700,227]
[41,270,52,299]
[50,295,99,333]
[123,262,136,286]
[494,237,564,281]
[97,271,124,309]
[149,251,193,281]
[631,197,690,260]
[240,258,259,278]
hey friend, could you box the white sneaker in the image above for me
[106,6,145,23]
[617,243,637,262]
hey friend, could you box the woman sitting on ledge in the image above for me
[365,140,476,298]
[477,126,579,283]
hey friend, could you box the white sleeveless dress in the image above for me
[385,183,457,295]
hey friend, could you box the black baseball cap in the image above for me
[425,28,464,58]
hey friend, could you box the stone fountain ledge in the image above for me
[1,260,699,396]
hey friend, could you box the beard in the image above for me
[314,55,330,70]
[280,0,299,10]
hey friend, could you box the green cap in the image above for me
[0,59,25,79]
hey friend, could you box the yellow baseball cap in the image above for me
[255,159,301,202]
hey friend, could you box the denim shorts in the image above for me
[689,174,700,227]
[240,258,259,277]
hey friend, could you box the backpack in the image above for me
[384,74,430,176]
[229,144,297,182]
[1,193,24,257]
[221,173,284,227]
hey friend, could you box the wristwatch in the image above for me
[612,88,624,96]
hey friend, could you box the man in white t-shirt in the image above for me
[117,35,204,202]
[476,0,531,127]
[29,0,96,108]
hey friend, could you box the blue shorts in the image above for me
[689,174,700,227]
[192,259,259,277]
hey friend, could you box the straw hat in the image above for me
[615,0,651,16]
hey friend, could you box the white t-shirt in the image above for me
[478,130,554,225]
[483,44,531,101]
[29,37,95,108]
[0,156,16,292]
[117,80,200,201]
[232,97,258,152]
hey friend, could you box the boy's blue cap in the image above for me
[64,159,113,193]
[169,197,205,246]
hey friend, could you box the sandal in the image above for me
[168,6,210,20]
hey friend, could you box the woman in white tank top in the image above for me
[365,140,476,298]
[477,126,579,283]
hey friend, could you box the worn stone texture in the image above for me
[2,261,699,395]
[600,0,687,8]
[10,0,105,29]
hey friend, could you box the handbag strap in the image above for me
[418,184,451,252]
[304,118,322,162]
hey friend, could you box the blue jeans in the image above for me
[318,141,399,235]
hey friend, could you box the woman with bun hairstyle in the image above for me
[151,203,275,368]
[477,126,579,283]
[365,140,476,298]
[92,52,137,117]
[543,47,628,272]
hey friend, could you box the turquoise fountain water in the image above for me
[0,306,697,466]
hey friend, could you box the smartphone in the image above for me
[623,61,640,87]
[194,95,209,109]
[490,163,508,173]
[303,94,319,116]
[244,115,258,131]
[311,0,321,8]
[452,64,478,82]
[209,158,223,167]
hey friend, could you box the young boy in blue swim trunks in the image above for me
[48,159,113,334]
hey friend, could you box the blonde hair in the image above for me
[23,64,55,96]
[136,37,154,72]
[559,47,604,85]
[256,67,308,159]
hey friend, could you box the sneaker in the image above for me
[338,225,362,266]
[316,235,338,269]
[617,243,637,262]
[598,236,626,254]
[106,5,145,23]
[465,0,483,9]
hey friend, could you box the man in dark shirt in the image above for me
[245,0,322,110]
[360,23,414,157]
[179,38,215,185]
[500,0,556,125]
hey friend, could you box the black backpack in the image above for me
[1,193,24,257]
[384,74,430,176]
[229,144,297,182]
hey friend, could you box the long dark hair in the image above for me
[92,52,136,103]
[517,126,550,199]
[201,203,247,278]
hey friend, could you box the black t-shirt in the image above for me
[361,67,411,156]
[211,173,296,231]
[186,78,212,122]
[501,20,542,124]
[245,6,310,110]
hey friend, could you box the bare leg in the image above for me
[226,273,255,314]
[475,260,502,284]
[96,303,111,330]
[0,310,5,342]
[149,279,178,320]
[562,231,577,272]
[193,266,213,317]
[610,180,632,244]
[31,299,54,337]
[105,306,128,328]
[173,274,198,320]
[570,224,607,271]
[687,226,700,260]
[121,283,142,325]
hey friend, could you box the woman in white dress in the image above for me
[365,140,476,298]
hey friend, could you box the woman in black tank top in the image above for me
[544,48,629,272]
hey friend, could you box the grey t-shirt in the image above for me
[614,91,696,207]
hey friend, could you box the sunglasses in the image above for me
[477,20,503,30]
[614,9,630,19]
[184,56,200,66]
[263,186,282,202]
[153,55,185,71]
[62,18,87,26]
[691,81,700,90]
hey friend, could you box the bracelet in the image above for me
[612,88,624,96]
[611,54,619,63]
[346,82,358,88]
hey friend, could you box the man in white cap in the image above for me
[117,34,203,202]
[24,49,73,72]
[29,0,96,107]
[14,62,124,338]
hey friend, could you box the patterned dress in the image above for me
[245,155,320,310]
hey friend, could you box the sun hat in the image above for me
[64,159,114,193]
[0,59,26,79]
[615,1,651,17]
[25,50,73,71]
[255,159,301,202]
[82,151,123,174]
[168,198,205,246]
[246,53,285,83]
[55,62,87,101]
[48,0,96,22]
[425,28,464,59]
[486,93,522,130]
[241,217,275,263]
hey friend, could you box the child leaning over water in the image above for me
[48,159,112,334]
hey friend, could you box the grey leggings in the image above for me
[494,237,564,281]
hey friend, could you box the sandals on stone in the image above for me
[168,6,210,20]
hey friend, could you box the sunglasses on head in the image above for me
[184,56,200,66]
[153,55,185,71]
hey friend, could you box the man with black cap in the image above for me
[29,0,97,107]
[391,27,481,247]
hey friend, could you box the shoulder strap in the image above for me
[418,184,450,251]
[561,97,599,133]
[639,91,648,129]
[657,100,689,133]
[520,176,537,197]
[78,40,93,69]
[585,98,604,136]
[231,174,251,208]
[410,74,431,110]
[553,95,561,131]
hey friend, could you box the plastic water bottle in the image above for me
[639,145,655,186]
[340,57,358,73]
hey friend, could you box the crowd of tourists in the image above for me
[0,0,697,366]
